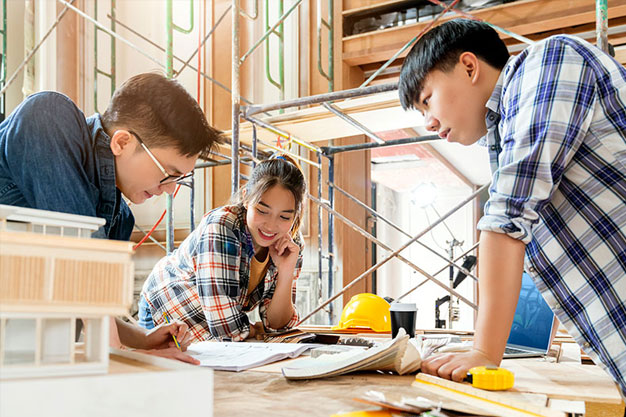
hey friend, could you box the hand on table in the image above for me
[420,348,498,382]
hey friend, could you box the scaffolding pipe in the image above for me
[252,123,258,168]
[108,12,262,109]
[134,224,168,252]
[240,0,303,63]
[317,152,324,312]
[327,155,335,322]
[397,242,479,301]
[176,4,230,76]
[0,0,74,96]
[56,0,165,71]
[321,102,384,144]
[195,159,236,168]
[247,134,321,169]
[321,135,440,155]
[166,0,175,253]
[596,0,609,53]
[425,0,534,45]
[317,0,334,91]
[264,0,285,100]
[245,82,397,116]
[332,180,479,282]
[232,0,241,195]
[307,193,477,310]
[242,114,321,153]
[297,183,488,325]
[94,0,116,113]
[190,173,195,231]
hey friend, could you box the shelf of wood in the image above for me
[342,0,413,17]
[343,0,626,67]
[225,91,425,147]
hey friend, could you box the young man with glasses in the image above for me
[0,72,224,363]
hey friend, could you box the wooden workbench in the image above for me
[211,359,624,417]
[210,328,624,417]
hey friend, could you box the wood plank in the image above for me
[551,342,585,415]
[557,342,582,364]
[413,373,564,417]
[231,91,425,147]
[342,0,626,66]
[547,398,586,415]
[343,0,409,16]
[501,360,623,404]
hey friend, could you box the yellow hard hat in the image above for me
[331,293,391,332]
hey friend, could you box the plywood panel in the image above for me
[502,360,623,404]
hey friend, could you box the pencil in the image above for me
[162,312,182,351]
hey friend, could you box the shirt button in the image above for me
[583,342,590,348]
[528,266,536,273]
[490,145,497,151]
[488,114,496,122]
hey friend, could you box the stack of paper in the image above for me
[281,329,421,380]
[187,342,314,372]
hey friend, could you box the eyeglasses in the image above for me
[128,130,193,185]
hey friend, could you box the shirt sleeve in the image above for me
[478,38,598,244]
[196,220,251,341]
[259,233,304,331]
[1,92,99,217]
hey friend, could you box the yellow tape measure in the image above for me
[464,365,515,391]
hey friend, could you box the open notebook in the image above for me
[187,341,314,372]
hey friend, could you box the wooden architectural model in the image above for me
[0,205,134,379]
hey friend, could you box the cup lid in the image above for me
[389,302,418,312]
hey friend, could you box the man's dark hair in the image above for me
[102,72,224,159]
[399,19,510,110]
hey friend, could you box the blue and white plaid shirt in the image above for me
[477,35,626,396]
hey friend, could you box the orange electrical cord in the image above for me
[133,184,182,250]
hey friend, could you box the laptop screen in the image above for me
[507,272,555,351]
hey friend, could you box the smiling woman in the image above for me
[138,154,308,343]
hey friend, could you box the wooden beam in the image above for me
[230,91,424,147]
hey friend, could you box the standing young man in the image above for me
[399,19,626,396]
[0,72,224,363]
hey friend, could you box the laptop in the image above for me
[503,272,557,358]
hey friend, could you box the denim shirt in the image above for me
[0,91,134,240]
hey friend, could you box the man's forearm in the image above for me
[473,231,526,362]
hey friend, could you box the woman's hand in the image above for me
[269,234,299,278]
[144,320,193,351]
